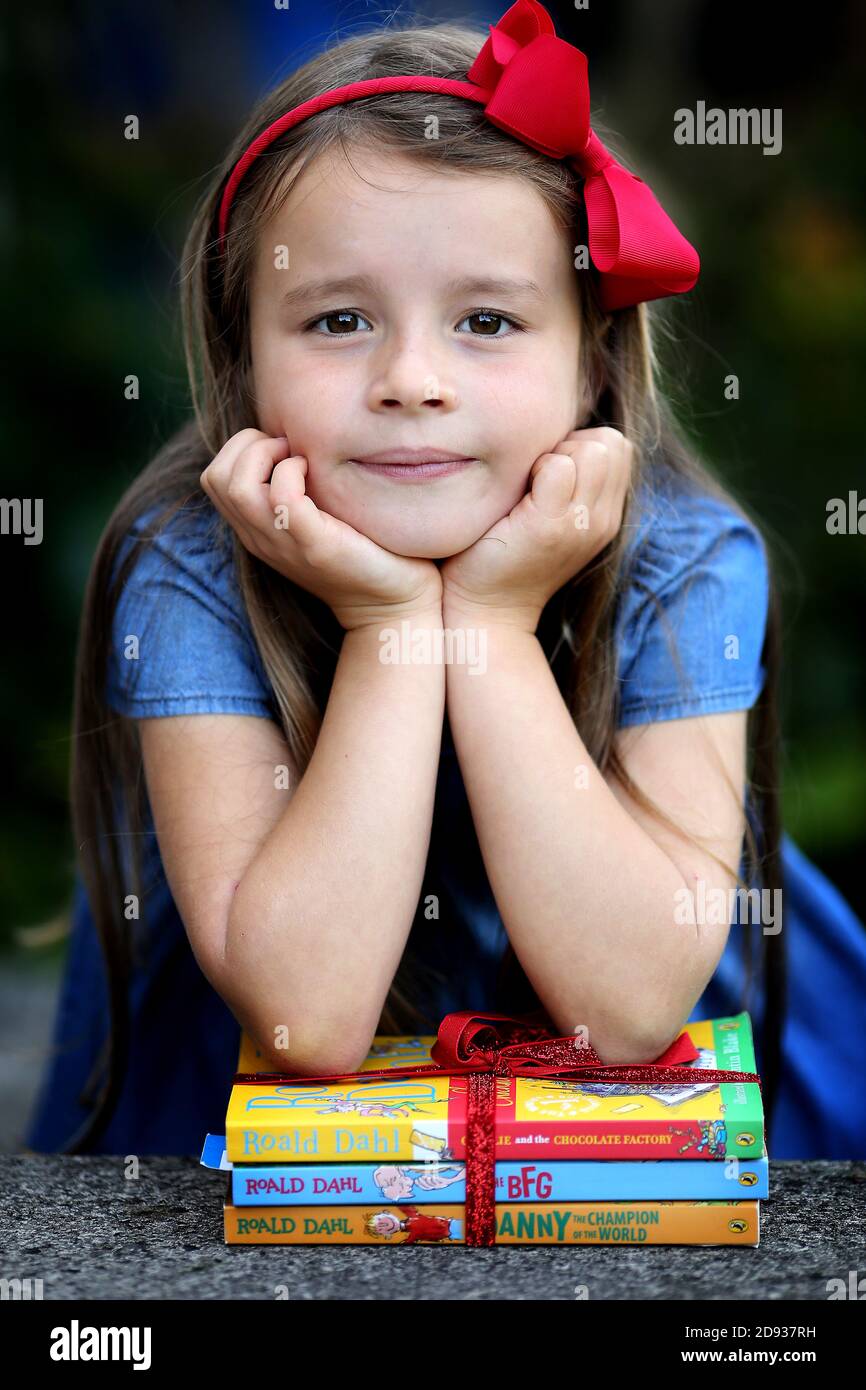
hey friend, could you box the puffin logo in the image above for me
[738,1171,759,1187]
[728,1219,749,1233]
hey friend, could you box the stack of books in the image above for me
[201,1012,767,1245]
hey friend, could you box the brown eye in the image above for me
[307,310,372,335]
[456,310,520,337]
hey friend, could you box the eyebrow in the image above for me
[278,273,548,312]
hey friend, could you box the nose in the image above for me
[367,333,458,412]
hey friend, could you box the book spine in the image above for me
[712,1013,757,1071]
[224,1200,760,1246]
[491,1115,764,1160]
[225,1112,765,1162]
[228,1157,769,1204]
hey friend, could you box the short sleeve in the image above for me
[614,479,770,729]
[105,499,278,720]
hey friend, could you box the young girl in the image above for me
[25,2,866,1160]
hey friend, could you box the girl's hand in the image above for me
[440,426,633,633]
[200,430,443,631]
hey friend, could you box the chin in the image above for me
[364,521,475,561]
[312,492,484,559]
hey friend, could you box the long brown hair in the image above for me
[63,19,785,1152]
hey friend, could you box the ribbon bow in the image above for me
[234,1010,759,1247]
[466,0,700,310]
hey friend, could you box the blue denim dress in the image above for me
[25,476,866,1157]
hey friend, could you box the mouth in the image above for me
[349,449,478,481]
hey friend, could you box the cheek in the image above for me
[500,467,533,515]
[518,341,581,416]
[284,355,352,424]
[249,342,290,434]
[252,350,336,441]
[483,355,564,429]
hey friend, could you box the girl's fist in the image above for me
[200,430,442,630]
[441,426,633,631]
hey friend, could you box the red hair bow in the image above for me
[217,0,699,312]
[466,0,700,309]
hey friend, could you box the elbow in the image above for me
[591,1021,685,1066]
[251,1023,374,1078]
[221,934,375,1078]
[213,967,376,1077]
[555,935,716,1065]
[555,1007,687,1066]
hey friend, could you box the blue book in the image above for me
[200,1134,769,1203]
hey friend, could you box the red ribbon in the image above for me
[464,0,701,309]
[233,1010,760,1247]
[217,0,699,311]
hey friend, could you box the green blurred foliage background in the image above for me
[2,0,864,966]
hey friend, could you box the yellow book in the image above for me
[224,1195,760,1246]
[226,1014,763,1163]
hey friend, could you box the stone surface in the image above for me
[1,1158,864,1300]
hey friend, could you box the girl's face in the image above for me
[248,144,586,559]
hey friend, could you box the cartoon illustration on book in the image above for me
[316,1097,435,1118]
[364,1207,462,1244]
[373,1163,465,1200]
[409,1128,455,1160]
[244,1078,443,1119]
[668,1119,728,1158]
[523,1046,721,1114]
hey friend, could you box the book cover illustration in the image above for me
[237,1032,433,1073]
[225,1014,764,1162]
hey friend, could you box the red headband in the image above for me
[216,0,699,312]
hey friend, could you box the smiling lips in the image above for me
[349,447,477,480]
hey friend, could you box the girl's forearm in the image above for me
[444,619,711,1063]
[223,606,445,1074]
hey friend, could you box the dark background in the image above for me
[2,1,864,1141]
